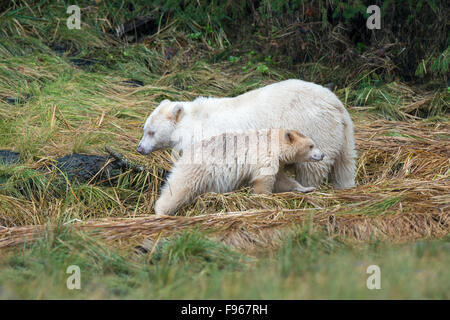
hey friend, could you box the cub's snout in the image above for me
[311,148,325,161]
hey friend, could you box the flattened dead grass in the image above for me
[355,119,449,183]
[1,175,448,250]
[1,110,448,251]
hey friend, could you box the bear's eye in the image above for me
[309,144,314,150]
[148,131,155,137]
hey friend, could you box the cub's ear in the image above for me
[171,104,184,123]
[284,130,297,144]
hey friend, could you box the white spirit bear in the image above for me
[137,79,356,189]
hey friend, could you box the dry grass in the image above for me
[1,139,448,250]
[355,119,449,182]
[0,154,450,249]
[1,107,448,250]
[1,198,448,251]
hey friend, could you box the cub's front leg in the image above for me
[251,174,276,194]
[274,170,316,193]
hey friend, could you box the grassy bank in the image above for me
[0,228,449,299]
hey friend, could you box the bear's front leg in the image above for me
[274,170,316,193]
[154,167,194,216]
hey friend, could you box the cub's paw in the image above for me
[294,186,316,193]
[154,200,174,216]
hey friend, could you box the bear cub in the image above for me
[154,129,324,216]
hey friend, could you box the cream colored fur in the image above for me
[154,129,323,216]
[138,79,357,189]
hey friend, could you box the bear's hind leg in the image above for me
[295,160,331,188]
[329,151,356,189]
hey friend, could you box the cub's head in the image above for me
[137,100,184,155]
[282,130,324,163]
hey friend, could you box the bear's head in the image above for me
[282,130,324,163]
[137,100,184,155]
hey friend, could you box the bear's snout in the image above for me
[311,148,325,161]
[137,144,146,155]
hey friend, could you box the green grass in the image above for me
[0,228,448,299]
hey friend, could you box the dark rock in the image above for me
[0,149,168,193]
[53,153,168,187]
[54,153,122,184]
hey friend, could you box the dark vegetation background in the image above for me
[3,0,448,84]
[146,0,449,84]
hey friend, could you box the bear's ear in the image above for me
[284,131,296,144]
[160,99,171,105]
[171,104,184,123]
